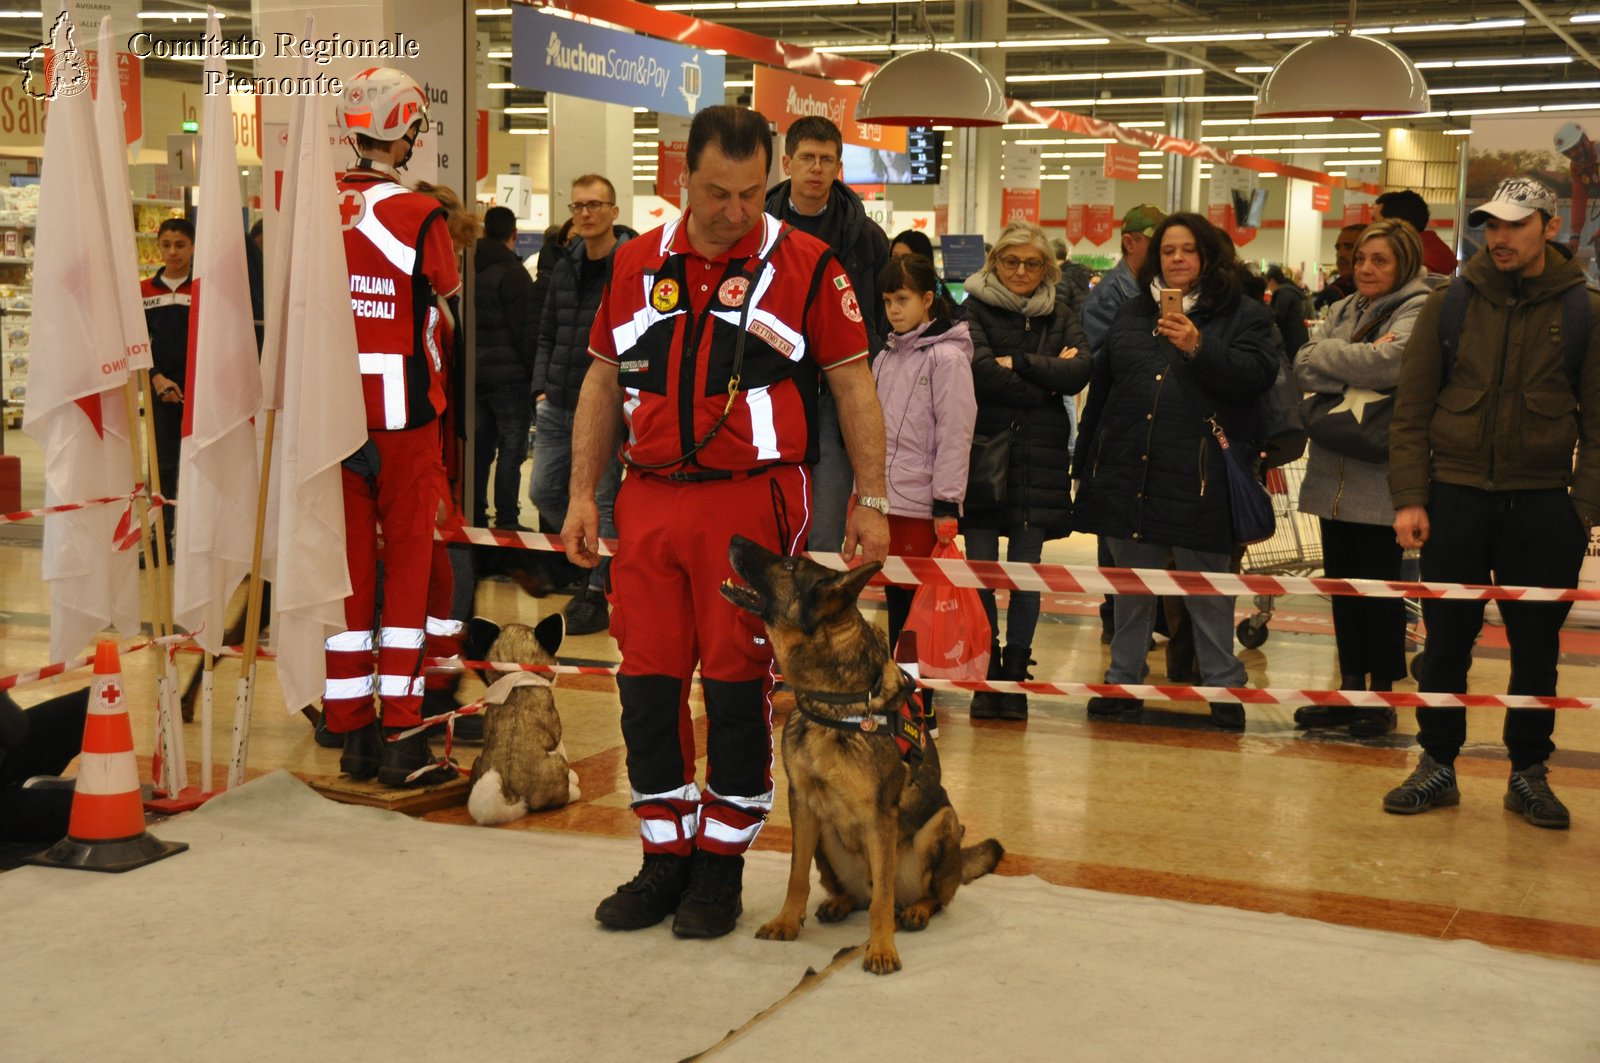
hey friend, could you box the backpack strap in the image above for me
[1560,282,1592,396]
[1437,275,1472,385]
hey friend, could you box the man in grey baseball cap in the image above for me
[1384,173,1600,830]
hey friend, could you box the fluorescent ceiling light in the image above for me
[1342,160,1383,166]
[1236,66,1274,74]
[1203,117,1335,126]
[486,82,518,90]
[1042,174,1072,181]
[633,154,656,161]
[475,7,512,14]
[658,3,736,9]
[1428,80,1600,95]
[1136,173,1163,180]
[636,127,660,134]
[1148,32,1265,44]
[1032,96,1179,107]
[0,10,43,16]
[1120,121,1166,128]
[725,79,755,87]
[508,129,549,135]
[998,38,1110,48]
[138,10,220,18]
[1572,13,1600,22]
[503,106,549,114]
[1137,162,1163,169]
[1446,56,1572,68]
[735,0,850,9]
[487,50,512,59]
[1442,128,1473,135]
[1041,152,1113,159]
[1391,18,1525,33]
[1258,172,1279,178]
[1006,68,1202,84]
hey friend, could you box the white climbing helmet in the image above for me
[1554,121,1588,155]
[336,67,429,142]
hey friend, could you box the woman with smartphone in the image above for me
[960,221,1094,721]
[1073,212,1279,729]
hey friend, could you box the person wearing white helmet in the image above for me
[323,66,466,787]
[1555,121,1600,271]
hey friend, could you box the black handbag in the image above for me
[1210,416,1276,545]
[966,426,1012,508]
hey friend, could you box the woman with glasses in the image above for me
[1072,212,1279,730]
[960,221,1093,721]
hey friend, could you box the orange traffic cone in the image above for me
[27,640,188,873]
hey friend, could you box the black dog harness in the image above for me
[791,666,926,763]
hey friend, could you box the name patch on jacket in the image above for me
[748,319,795,359]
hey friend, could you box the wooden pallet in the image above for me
[301,769,471,815]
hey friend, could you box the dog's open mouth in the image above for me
[720,578,766,616]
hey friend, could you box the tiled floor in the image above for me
[3,525,1598,963]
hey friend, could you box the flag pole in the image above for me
[228,407,276,789]
[134,367,186,795]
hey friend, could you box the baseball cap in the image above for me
[1468,176,1557,227]
[1121,204,1166,238]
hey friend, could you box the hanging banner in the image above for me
[1064,202,1085,244]
[513,7,724,118]
[656,113,690,207]
[1208,165,1258,248]
[1311,185,1332,213]
[1104,142,1141,182]
[752,67,905,153]
[1001,141,1042,228]
[43,48,141,147]
[1342,164,1378,228]
[1074,172,1115,246]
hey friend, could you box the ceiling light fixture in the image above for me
[1255,3,1428,119]
[854,2,1007,126]
[1006,67,1202,84]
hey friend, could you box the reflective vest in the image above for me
[337,171,460,431]
[590,213,868,471]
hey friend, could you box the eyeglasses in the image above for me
[569,200,615,214]
[791,152,840,170]
[997,255,1045,273]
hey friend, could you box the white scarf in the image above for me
[963,268,1057,317]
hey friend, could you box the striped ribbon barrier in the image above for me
[436,524,1600,604]
[0,488,168,528]
[0,639,152,693]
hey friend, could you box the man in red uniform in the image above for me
[564,106,889,939]
[1556,122,1600,273]
[324,67,463,787]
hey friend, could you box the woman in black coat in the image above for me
[959,222,1093,720]
[1073,213,1278,730]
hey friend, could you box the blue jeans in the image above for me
[1104,538,1246,688]
[530,399,621,590]
[806,391,851,553]
[474,385,532,528]
[962,526,1047,649]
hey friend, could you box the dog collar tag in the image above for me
[858,716,878,732]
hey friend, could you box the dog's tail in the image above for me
[960,838,1004,883]
[468,769,530,826]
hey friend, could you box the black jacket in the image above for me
[1072,292,1279,554]
[960,296,1093,537]
[473,237,540,389]
[532,225,636,408]
[1269,284,1311,355]
[764,179,891,357]
[142,268,193,385]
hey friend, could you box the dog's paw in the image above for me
[815,896,856,923]
[755,918,801,941]
[896,901,935,932]
[862,943,902,976]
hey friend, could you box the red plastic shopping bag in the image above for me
[900,535,992,680]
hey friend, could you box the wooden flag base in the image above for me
[302,770,470,816]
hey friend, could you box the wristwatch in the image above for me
[857,495,890,516]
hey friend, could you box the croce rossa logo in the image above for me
[19,11,90,102]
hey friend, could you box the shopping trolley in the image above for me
[1235,458,1322,648]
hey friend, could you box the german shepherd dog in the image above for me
[720,535,1004,975]
[466,615,580,825]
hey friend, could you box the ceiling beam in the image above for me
[1513,0,1600,74]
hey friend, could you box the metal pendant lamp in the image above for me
[854,3,1007,127]
[1254,2,1428,119]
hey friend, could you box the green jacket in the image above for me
[1389,242,1600,521]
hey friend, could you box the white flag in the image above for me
[95,16,152,377]
[260,45,367,714]
[22,0,141,663]
[173,6,262,653]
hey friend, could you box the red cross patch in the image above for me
[841,289,862,323]
[717,276,750,307]
[100,680,122,707]
[338,190,367,231]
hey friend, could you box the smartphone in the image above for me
[1159,288,1183,317]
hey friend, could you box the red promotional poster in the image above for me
[1085,203,1115,246]
[657,140,688,203]
[1001,187,1040,226]
[1311,185,1332,213]
[752,67,907,153]
[1342,202,1373,227]
[1104,142,1141,182]
[1064,203,1085,244]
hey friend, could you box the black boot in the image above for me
[969,641,1005,720]
[671,850,745,939]
[1293,674,1365,729]
[377,725,457,787]
[997,644,1033,720]
[595,852,693,930]
[338,721,381,780]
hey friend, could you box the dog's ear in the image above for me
[823,560,882,606]
[532,613,565,658]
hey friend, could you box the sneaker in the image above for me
[338,721,381,780]
[1209,702,1245,731]
[595,852,692,930]
[671,851,745,939]
[1504,763,1570,829]
[563,588,611,637]
[1383,753,1460,815]
[1348,708,1398,738]
[376,726,457,788]
[1293,704,1358,730]
[1087,696,1142,720]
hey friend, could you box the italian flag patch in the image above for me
[834,275,850,290]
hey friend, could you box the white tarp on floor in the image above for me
[3,771,1596,1062]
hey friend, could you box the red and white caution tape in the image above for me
[0,488,167,528]
[425,657,1600,712]
[437,524,1600,604]
[0,639,152,693]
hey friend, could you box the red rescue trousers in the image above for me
[323,424,452,732]
[607,464,812,857]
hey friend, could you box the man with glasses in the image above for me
[764,116,891,554]
[530,174,637,635]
